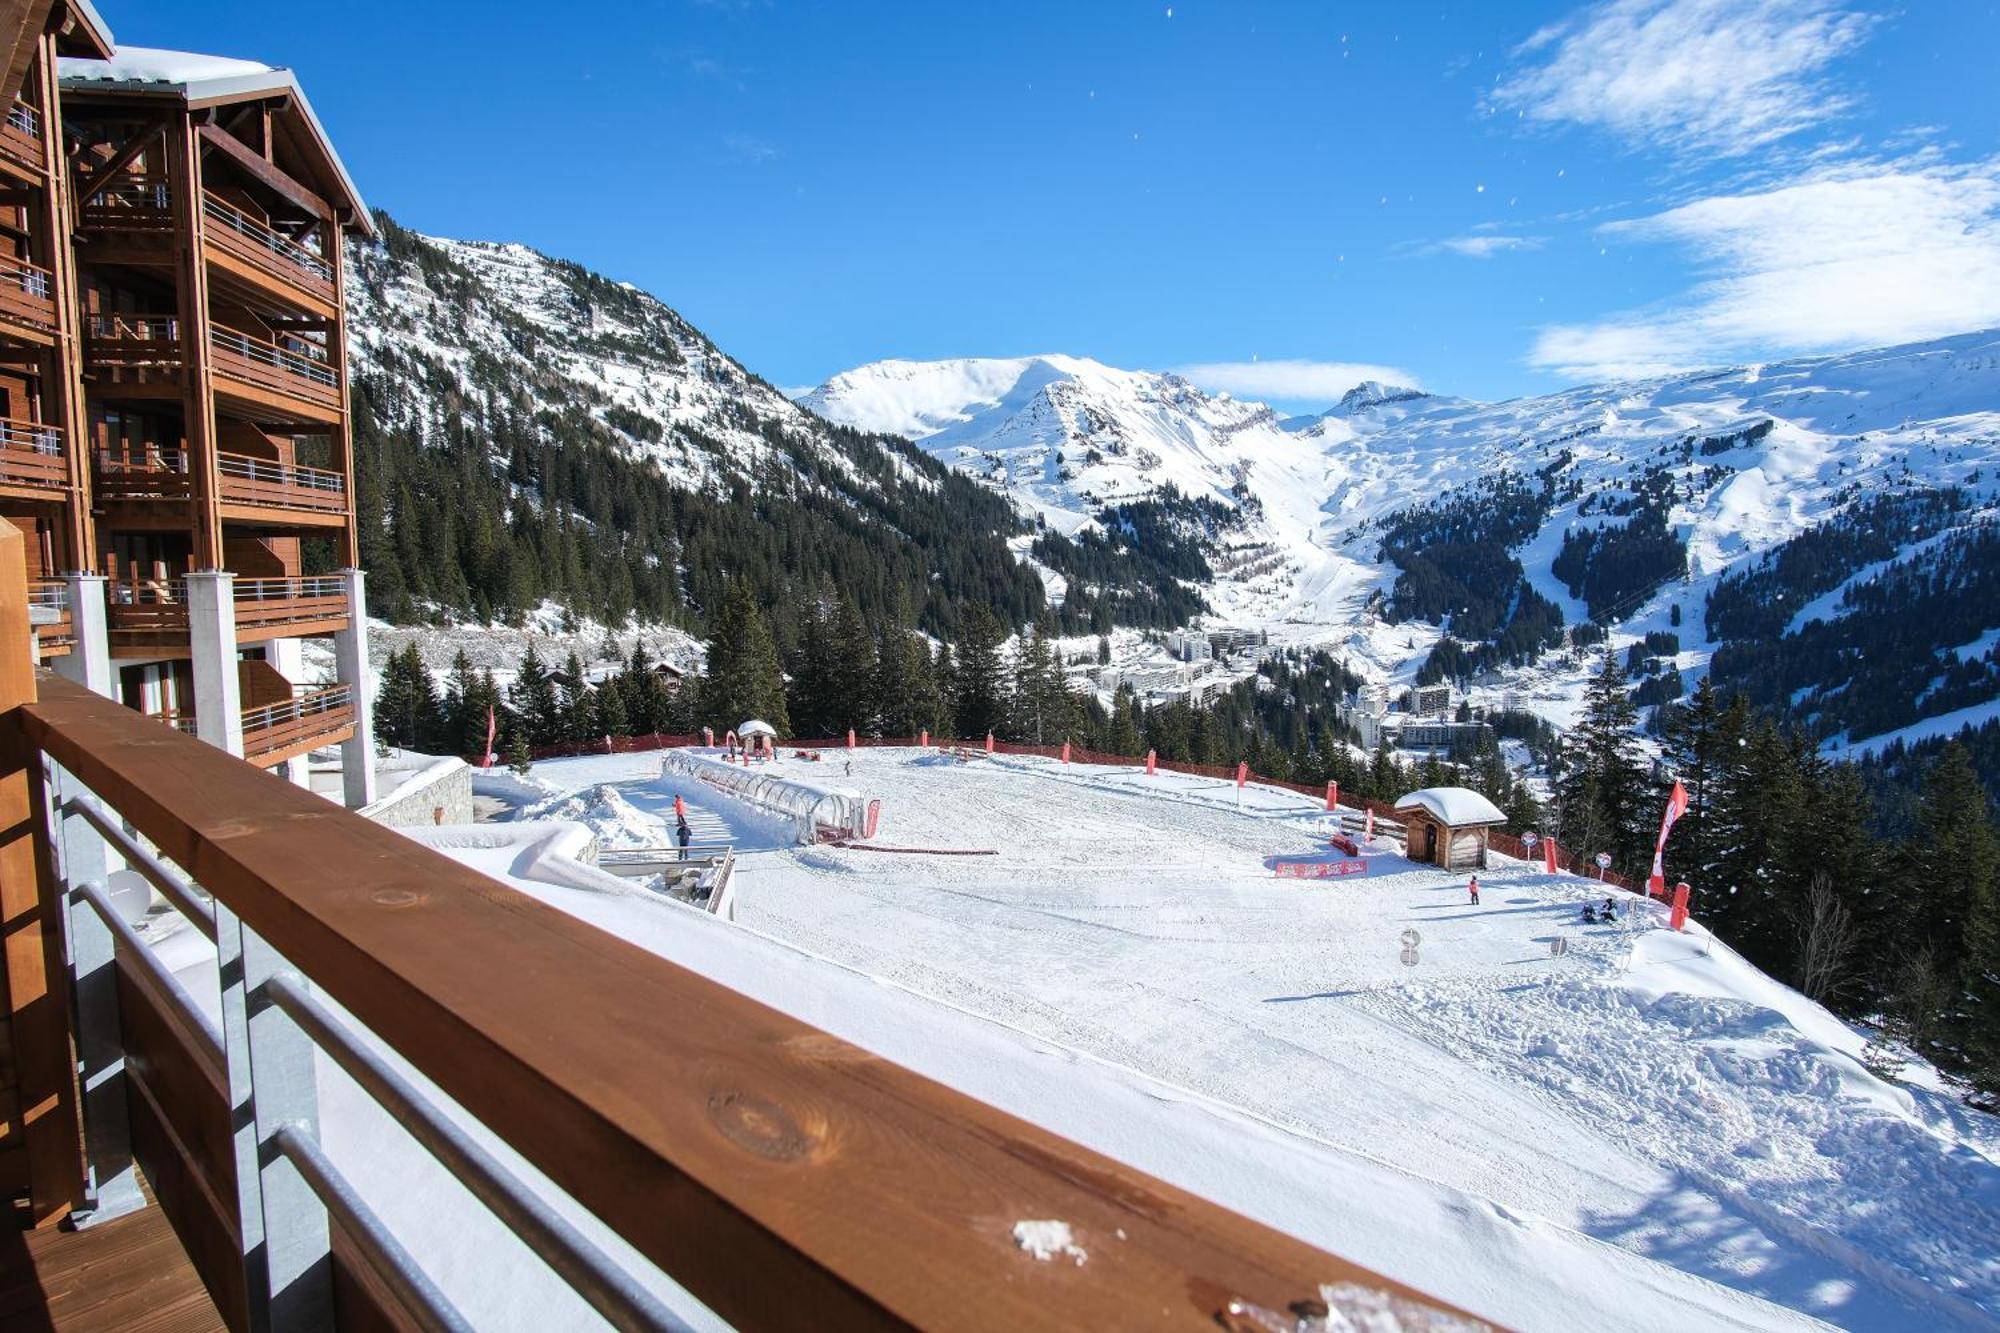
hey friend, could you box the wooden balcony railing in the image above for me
[95,447,347,514]
[77,177,173,234]
[83,313,183,380]
[0,253,56,333]
[5,671,1472,1332]
[27,578,70,654]
[219,450,347,512]
[209,323,341,412]
[0,418,65,491]
[158,683,356,762]
[202,192,335,300]
[106,575,351,639]
[0,99,43,173]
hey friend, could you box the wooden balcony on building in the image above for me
[95,446,348,527]
[81,313,181,391]
[202,193,337,315]
[75,177,173,240]
[77,182,337,318]
[0,100,45,177]
[0,419,67,498]
[209,324,342,421]
[158,683,356,768]
[28,579,70,659]
[0,254,58,343]
[106,575,351,655]
[84,318,343,425]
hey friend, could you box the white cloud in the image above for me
[1432,235,1546,259]
[1492,0,1876,157]
[1530,160,2000,379]
[1176,359,1421,402]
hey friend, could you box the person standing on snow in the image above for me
[1468,874,1480,906]
[676,814,693,858]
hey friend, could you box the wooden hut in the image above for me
[1394,787,1506,871]
[739,718,778,760]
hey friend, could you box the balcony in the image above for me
[76,176,172,236]
[28,577,70,657]
[0,253,57,339]
[107,574,351,652]
[82,313,181,391]
[0,671,1456,1332]
[84,318,343,422]
[0,418,66,493]
[203,192,336,308]
[209,323,342,417]
[96,446,347,523]
[158,683,356,766]
[0,99,43,174]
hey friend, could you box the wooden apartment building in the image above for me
[0,0,375,803]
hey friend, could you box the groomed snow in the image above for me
[475,747,2000,1331]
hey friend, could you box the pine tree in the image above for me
[1559,650,1649,874]
[374,644,442,750]
[506,725,534,777]
[703,579,789,735]
[829,596,879,736]
[559,650,593,742]
[508,643,561,745]
[595,677,628,738]
[952,606,1007,739]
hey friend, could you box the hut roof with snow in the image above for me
[1394,787,1505,871]
[739,720,778,738]
[1394,787,1504,827]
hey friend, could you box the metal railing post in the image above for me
[216,905,333,1332]
[47,764,144,1225]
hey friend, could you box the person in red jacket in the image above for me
[1468,874,1480,906]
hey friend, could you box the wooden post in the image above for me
[166,116,223,570]
[32,29,93,575]
[330,222,358,569]
[0,521,83,1225]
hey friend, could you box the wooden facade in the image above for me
[1394,788,1506,872]
[0,1,373,777]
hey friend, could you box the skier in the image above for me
[1467,874,1480,906]
[1601,896,1616,920]
[676,813,692,859]
[672,793,687,822]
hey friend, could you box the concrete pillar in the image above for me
[186,572,242,756]
[265,637,316,791]
[333,570,375,807]
[54,574,112,697]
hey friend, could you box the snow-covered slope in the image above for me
[349,226,898,496]
[482,746,2000,1331]
[808,333,2000,741]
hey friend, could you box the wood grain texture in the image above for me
[0,1198,225,1333]
[0,524,80,1226]
[13,674,1496,1332]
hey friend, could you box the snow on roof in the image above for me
[738,719,777,737]
[57,46,371,232]
[1394,786,1505,826]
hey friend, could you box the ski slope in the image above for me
[492,748,2000,1332]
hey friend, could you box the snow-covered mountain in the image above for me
[807,334,2000,748]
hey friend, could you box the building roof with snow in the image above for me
[1394,786,1505,827]
[738,719,777,738]
[57,45,372,235]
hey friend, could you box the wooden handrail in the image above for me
[9,675,1476,1331]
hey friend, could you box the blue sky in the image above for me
[115,1,2000,408]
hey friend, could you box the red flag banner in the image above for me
[1649,779,1691,896]
[1235,761,1249,789]
[482,705,496,769]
